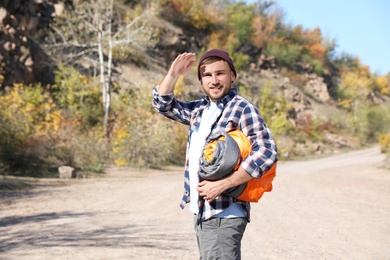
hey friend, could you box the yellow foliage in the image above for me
[359,65,371,76]
[164,0,213,30]
[341,71,372,93]
[114,158,128,166]
[174,76,186,96]
[208,31,228,50]
[0,83,65,142]
[0,85,32,137]
[375,76,390,96]
[337,98,353,110]
[338,66,385,109]
[380,87,390,96]
[36,110,62,135]
[379,133,390,153]
[111,124,130,155]
[375,76,388,87]
[188,1,212,30]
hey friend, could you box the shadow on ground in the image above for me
[0,210,189,253]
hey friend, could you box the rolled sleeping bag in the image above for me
[199,130,250,197]
[199,131,242,181]
[199,129,277,202]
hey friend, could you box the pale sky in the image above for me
[248,0,390,75]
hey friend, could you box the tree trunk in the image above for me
[105,0,114,140]
[97,19,109,139]
[97,0,114,140]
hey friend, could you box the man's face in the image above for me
[200,60,236,102]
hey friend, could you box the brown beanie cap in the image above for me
[197,49,237,80]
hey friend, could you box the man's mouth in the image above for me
[210,85,222,91]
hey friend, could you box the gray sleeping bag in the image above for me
[199,131,247,198]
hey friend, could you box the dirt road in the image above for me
[1,146,389,259]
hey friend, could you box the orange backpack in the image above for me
[236,163,277,202]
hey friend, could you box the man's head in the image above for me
[197,49,237,81]
[197,49,237,102]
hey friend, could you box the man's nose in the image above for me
[211,74,218,84]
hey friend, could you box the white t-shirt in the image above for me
[188,102,246,218]
[189,102,221,214]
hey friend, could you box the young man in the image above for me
[152,49,277,259]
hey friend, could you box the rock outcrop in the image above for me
[0,0,66,87]
[58,165,77,179]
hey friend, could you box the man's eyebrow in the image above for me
[203,69,227,74]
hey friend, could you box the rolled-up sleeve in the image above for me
[152,86,192,125]
[152,86,175,111]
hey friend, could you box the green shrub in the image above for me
[52,64,103,127]
[0,85,58,176]
[302,53,324,75]
[229,51,250,72]
[226,3,254,46]
[364,106,388,141]
[111,85,187,168]
[239,82,295,138]
[266,42,301,69]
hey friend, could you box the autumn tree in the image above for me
[375,75,390,96]
[45,0,154,139]
[251,1,284,48]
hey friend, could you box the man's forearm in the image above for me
[158,73,179,95]
[197,166,254,202]
[221,166,254,191]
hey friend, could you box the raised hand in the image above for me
[159,52,196,95]
[168,52,196,78]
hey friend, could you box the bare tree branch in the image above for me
[44,0,155,139]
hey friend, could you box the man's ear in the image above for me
[231,73,236,83]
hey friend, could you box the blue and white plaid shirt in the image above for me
[152,87,277,222]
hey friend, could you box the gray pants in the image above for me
[194,217,248,260]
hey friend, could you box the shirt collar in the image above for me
[203,88,237,108]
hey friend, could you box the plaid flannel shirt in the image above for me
[152,87,277,222]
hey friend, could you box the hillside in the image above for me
[1,0,390,174]
[127,15,371,157]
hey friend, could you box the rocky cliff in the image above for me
[0,0,68,87]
